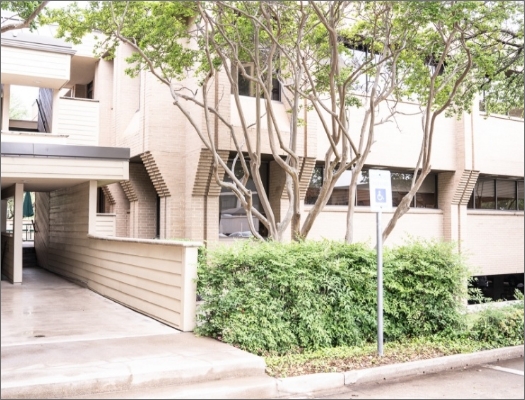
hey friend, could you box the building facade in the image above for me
[88,40,523,298]
[1,23,523,329]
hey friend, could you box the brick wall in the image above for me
[106,182,130,237]
[129,163,158,239]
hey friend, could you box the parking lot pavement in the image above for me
[315,357,524,399]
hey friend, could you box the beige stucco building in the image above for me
[1,24,523,327]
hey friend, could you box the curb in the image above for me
[275,345,524,397]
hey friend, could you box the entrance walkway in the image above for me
[1,267,177,346]
[1,267,272,399]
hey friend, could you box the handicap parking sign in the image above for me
[375,188,386,203]
[369,170,392,212]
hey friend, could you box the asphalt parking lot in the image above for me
[315,357,524,399]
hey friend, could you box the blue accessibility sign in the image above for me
[375,188,386,203]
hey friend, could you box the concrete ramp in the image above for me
[1,268,274,399]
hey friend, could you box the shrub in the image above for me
[195,239,470,355]
[383,240,469,340]
[469,298,524,347]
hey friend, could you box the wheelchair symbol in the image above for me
[375,188,386,203]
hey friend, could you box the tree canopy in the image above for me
[45,1,524,242]
[1,1,49,33]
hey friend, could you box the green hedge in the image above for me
[195,239,470,355]
[469,302,524,347]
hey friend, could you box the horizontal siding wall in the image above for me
[1,46,70,81]
[2,158,128,182]
[1,234,15,281]
[464,211,524,276]
[308,207,443,246]
[56,98,100,146]
[95,214,116,237]
[34,192,50,269]
[43,182,198,331]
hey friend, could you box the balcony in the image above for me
[2,30,100,147]
[3,96,100,147]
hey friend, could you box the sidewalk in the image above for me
[1,267,523,399]
[1,267,272,399]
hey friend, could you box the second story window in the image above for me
[305,167,438,209]
[468,177,524,211]
[87,81,94,99]
[232,63,281,101]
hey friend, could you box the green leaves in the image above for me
[196,239,471,355]
[45,1,199,80]
[469,304,524,347]
[1,1,48,32]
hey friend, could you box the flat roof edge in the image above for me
[1,37,76,55]
[1,142,129,160]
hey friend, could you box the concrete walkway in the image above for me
[1,267,273,399]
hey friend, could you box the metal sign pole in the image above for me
[376,210,384,357]
[369,169,390,358]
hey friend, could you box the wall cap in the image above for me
[87,234,203,248]
[304,206,443,215]
[467,210,524,216]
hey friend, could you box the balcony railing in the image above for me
[55,97,100,146]
[95,213,116,237]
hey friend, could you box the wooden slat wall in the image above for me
[2,158,127,181]
[38,88,53,133]
[40,182,196,330]
[1,47,70,80]
[95,214,116,237]
[465,212,524,276]
[34,192,50,269]
[56,98,100,146]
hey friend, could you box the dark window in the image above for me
[468,177,524,210]
[232,63,281,101]
[471,178,495,209]
[156,195,160,239]
[496,180,516,210]
[87,81,94,99]
[305,167,437,208]
[219,158,269,237]
[518,181,524,211]
[391,172,412,207]
[96,187,105,213]
[305,167,323,205]
[237,65,253,97]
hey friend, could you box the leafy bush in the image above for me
[196,239,470,354]
[383,240,469,340]
[469,297,524,347]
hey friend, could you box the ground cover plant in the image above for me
[264,313,524,378]
[196,239,475,355]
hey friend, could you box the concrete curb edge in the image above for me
[275,345,524,397]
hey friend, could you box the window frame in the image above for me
[468,177,524,211]
[305,166,438,209]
